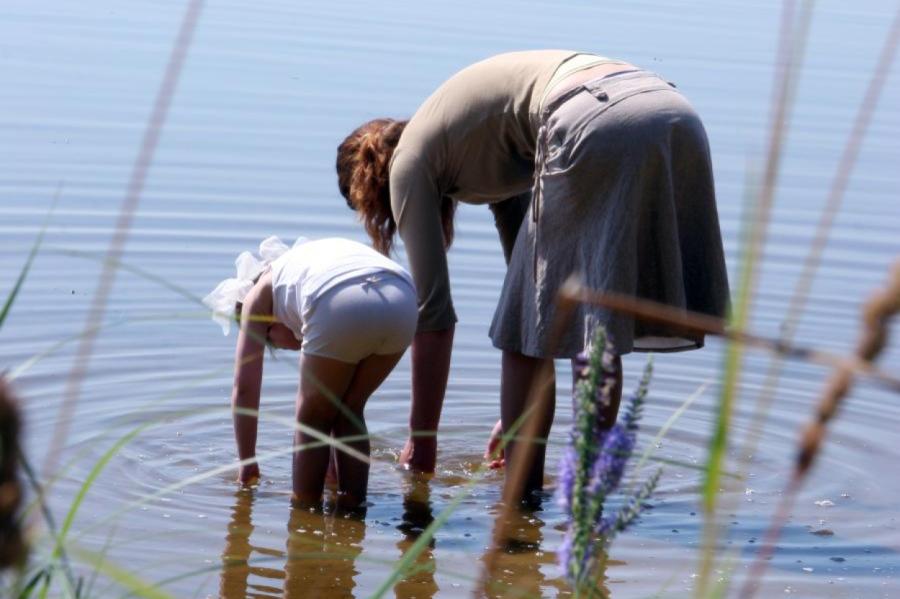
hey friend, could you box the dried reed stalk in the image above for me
[477,261,900,595]
[476,292,578,595]
[739,0,900,480]
[797,264,900,473]
[694,0,813,592]
[558,278,900,392]
[42,0,205,477]
[737,260,900,599]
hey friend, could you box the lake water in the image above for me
[2,0,899,597]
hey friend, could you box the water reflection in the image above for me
[478,495,608,598]
[482,503,551,598]
[394,475,439,598]
[219,489,272,597]
[219,490,366,598]
[284,505,366,598]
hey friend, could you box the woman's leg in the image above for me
[572,354,624,430]
[501,350,556,499]
[501,351,623,501]
[332,351,406,509]
[293,353,356,506]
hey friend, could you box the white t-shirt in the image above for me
[269,238,413,340]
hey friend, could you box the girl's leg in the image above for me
[293,353,356,506]
[500,350,556,499]
[332,350,406,509]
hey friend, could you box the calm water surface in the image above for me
[1,0,899,597]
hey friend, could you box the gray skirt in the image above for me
[489,70,730,357]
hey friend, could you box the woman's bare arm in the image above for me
[400,325,454,472]
[231,273,273,483]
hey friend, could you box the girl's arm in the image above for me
[231,274,273,484]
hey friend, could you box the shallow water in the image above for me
[1,0,899,597]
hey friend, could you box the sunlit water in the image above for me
[2,0,899,597]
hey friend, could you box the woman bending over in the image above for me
[336,50,729,498]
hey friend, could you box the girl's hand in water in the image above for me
[238,461,260,487]
[484,419,505,469]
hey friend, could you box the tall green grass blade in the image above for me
[700,0,816,560]
[647,456,739,479]
[702,316,747,508]
[54,426,145,550]
[66,497,482,596]
[234,407,371,464]
[36,563,77,599]
[18,568,51,599]
[7,318,120,382]
[709,572,732,599]
[697,0,817,565]
[71,546,175,599]
[0,183,62,330]
[368,402,538,599]
[703,147,765,508]
[17,447,80,595]
[39,425,147,599]
[26,245,365,432]
[189,573,213,599]
[640,571,682,599]
[74,428,373,541]
[82,524,119,599]
[48,246,203,305]
[8,312,219,382]
[702,0,816,529]
[368,489,464,598]
[696,172,757,597]
[633,378,711,475]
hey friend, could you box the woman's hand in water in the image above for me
[484,419,505,469]
[238,461,260,487]
[399,437,437,473]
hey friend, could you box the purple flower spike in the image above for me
[556,326,658,591]
[595,424,635,496]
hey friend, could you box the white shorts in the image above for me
[302,272,417,364]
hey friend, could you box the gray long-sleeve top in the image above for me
[389,49,584,331]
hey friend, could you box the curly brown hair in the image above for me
[336,118,455,255]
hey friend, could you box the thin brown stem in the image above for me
[42,0,205,477]
[476,293,578,596]
[738,260,900,599]
[739,0,900,474]
[559,280,900,393]
[737,474,801,599]
[696,1,812,593]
